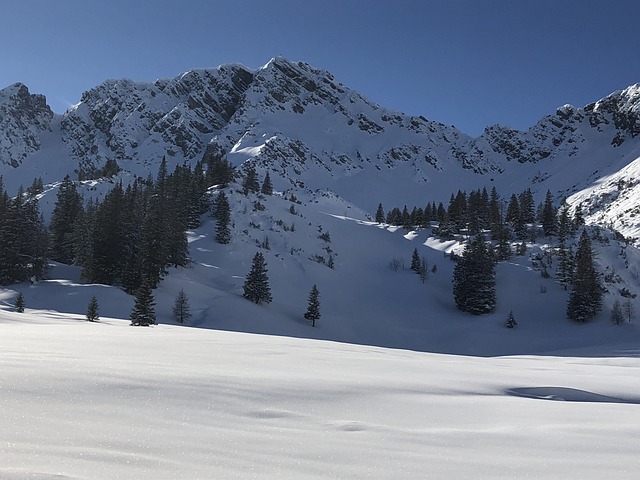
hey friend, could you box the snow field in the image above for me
[1,312,639,480]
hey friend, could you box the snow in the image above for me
[1,311,638,479]
[1,59,640,478]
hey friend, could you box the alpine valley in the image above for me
[1,57,640,355]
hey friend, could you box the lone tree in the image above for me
[86,296,100,322]
[130,282,157,326]
[505,310,518,328]
[243,252,272,304]
[172,288,192,324]
[567,229,602,323]
[410,248,421,273]
[452,235,496,315]
[14,292,25,313]
[304,284,321,327]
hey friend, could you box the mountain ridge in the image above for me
[0,58,639,239]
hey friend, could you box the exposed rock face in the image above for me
[0,60,640,237]
[0,83,53,167]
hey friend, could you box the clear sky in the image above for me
[1,0,639,136]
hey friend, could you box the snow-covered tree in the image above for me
[172,289,191,324]
[505,310,518,328]
[304,284,320,327]
[86,296,100,322]
[243,252,272,304]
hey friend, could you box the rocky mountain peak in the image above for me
[0,82,53,167]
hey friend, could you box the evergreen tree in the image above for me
[172,289,192,324]
[85,182,126,284]
[204,152,234,188]
[505,310,518,328]
[243,252,272,304]
[0,187,49,284]
[130,282,157,326]
[452,235,496,315]
[50,175,83,264]
[567,230,602,322]
[304,284,320,327]
[375,203,385,223]
[260,172,273,195]
[556,239,574,290]
[242,165,260,195]
[557,202,572,241]
[410,248,421,272]
[611,300,624,326]
[623,296,635,323]
[213,191,231,244]
[541,190,557,236]
[14,292,25,313]
[495,222,512,261]
[86,296,100,322]
[418,257,428,284]
[573,204,585,230]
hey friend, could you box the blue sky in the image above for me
[1,0,639,136]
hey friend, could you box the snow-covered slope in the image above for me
[1,309,639,479]
[0,58,640,354]
[1,59,640,233]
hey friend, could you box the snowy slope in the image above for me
[5,181,640,356]
[0,58,640,354]
[1,311,639,479]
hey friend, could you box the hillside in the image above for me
[0,58,639,354]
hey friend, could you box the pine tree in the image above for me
[410,248,421,272]
[213,191,231,244]
[556,239,574,290]
[86,296,100,322]
[242,165,260,195]
[567,230,602,322]
[623,296,635,323]
[14,292,25,313]
[452,235,496,315]
[304,284,320,327]
[130,282,157,326]
[375,203,385,223]
[172,289,191,324]
[418,257,428,284]
[541,190,557,236]
[260,172,273,195]
[611,300,624,326]
[50,175,83,264]
[505,310,518,328]
[243,252,272,304]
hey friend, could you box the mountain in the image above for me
[0,58,639,355]
[1,58,639,237]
